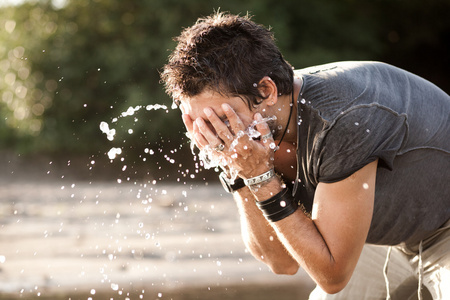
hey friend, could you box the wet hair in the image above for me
[161,12,294,109]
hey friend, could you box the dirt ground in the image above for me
[0,156,315,299]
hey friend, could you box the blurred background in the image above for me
[0,0,449,299]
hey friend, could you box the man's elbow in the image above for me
[268,261,299,275]
[317,273,352,294]
[319,281,347,295]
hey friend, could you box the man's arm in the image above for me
[246,160,377,294]
[232,185,300,275]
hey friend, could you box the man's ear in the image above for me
[258,76,278,106]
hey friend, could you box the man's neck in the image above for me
[274,76,302,144]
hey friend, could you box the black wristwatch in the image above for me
[219,172,246,193]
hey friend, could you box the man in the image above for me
[161,12,450,299]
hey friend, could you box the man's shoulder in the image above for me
[295,61,391,74]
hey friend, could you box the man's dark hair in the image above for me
[161,12,294,108]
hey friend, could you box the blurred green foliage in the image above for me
[0,0,449,170]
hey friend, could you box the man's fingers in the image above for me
[203,107,234,144]
[183,113,203,147]
[222,103,245,133]
[192,119,209,149]
[195,117,224,150]
[182,113,194,133]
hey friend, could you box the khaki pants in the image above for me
[309,221,450,300]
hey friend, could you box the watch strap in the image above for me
[219,172,246,193]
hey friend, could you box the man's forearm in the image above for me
[234,176,344,292]
[241,162,378,294]
[232,181,300,275]
[247,177,342,286]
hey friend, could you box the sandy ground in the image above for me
[0,174,316,299]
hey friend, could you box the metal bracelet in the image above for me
[243,169,275,186]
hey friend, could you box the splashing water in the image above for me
[99,104,168,159]
[195,115,277,180]
[229,116,277,151]
[107,147,122,160]
[99,121,116,141]
[114,104,168,123]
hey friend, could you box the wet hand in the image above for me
[197,104,276,179]
[182,112,224,152]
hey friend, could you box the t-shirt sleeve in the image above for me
[317,104,408,183]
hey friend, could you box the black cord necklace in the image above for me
[275,91,294,150]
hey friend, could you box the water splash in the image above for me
[99,104,168,159]
[114,104,168,123]
[99,121,115,141]
[195,115,277,180]
[107,147,122,160]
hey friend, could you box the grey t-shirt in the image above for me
[293,61,450,247]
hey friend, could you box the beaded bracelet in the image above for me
[255,187,298,222]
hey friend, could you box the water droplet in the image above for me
[100,121,116,141]
[107,147,122,160]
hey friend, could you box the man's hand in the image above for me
[182,104,276,180]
